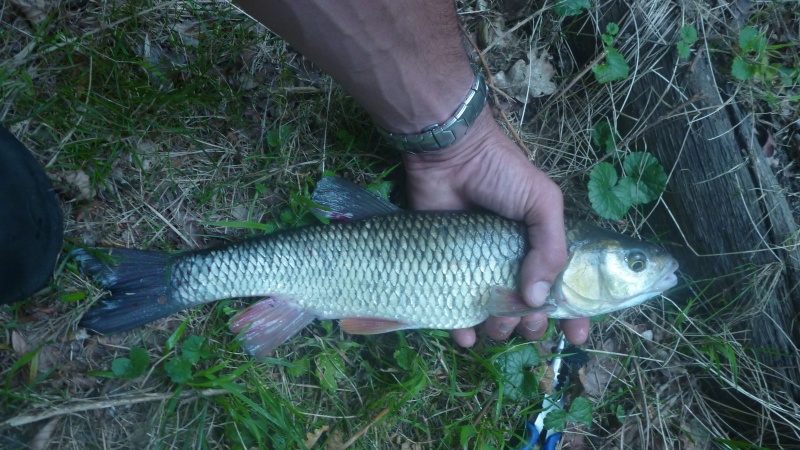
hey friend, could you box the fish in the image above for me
[73,176,679,358]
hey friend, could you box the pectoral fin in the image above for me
[229,298,316,359]
[485,286,557,318]
[340,318,411,335]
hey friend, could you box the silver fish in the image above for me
[75,177,678,358]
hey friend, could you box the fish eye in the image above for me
[626,251,647,272]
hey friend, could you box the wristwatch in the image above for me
[378,66,488,154]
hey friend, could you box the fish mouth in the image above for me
[652,258,679,292]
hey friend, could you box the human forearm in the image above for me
[235,0,474,134]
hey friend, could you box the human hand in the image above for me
[402,108,590,346]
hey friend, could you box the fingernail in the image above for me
[528,281,551,307]
[497,324,514,335]
[524,320,544,334]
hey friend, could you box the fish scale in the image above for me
[170,212,525,330]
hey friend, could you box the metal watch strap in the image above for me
[378,67,488,154]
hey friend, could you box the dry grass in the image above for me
[1,0,799,448]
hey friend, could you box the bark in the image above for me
[563,0,799,442]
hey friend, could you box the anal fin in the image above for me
[229,298,315,359]
[340,318,411,335]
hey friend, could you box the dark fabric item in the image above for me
[0,125,63,304]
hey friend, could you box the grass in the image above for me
[2,0,799,448]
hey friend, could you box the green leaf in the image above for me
[286,357,309,377]
[739,27,765,55]
[731,56,756,81]
[111,347,150,379]
[591,119,619,153]
[60,291,87,302]
[601,33,615,47]
[543,408,567,432]
[566,397,593,426]
[366,180,392,201]
[495,345,540,401]
[316,350,345,392]
[111,358,131,378]
[460,424,478,447]
[622,152,667,204]
[165,356,193,384]
[605,22,619,36]
[588,163,630,220]
[554,0,590,17]
[267,124,292,149]
[615,404,626,423]
[592,47,629,83]
[393,347,416,371]
[677,41,691,59]
[679,24,697,44]
[182,336,209,364]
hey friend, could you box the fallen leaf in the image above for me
[303,425,330,448]
[325,429,346,450]
[494,48,557,102]
[9,0,48,27]
[60,170,94,201]
[11,330,28,356]
[29,417,60,450]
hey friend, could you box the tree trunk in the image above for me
[564,0,799,442]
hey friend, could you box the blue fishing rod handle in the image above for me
[543,432,562,450]
[520,421,540,450]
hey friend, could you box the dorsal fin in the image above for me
[311,176,400,221]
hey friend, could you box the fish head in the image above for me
[553,224,679,317]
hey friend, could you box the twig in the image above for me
[341,407,390,448]
[2,388,231,428]
[472,390,498,426]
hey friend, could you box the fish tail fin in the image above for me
[74,248,185,334]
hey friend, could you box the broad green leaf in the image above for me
[616,177,649,206]
[460,425,478,447]
[543,408,567,432]
[677,41,691,59]
[495,345,540,401]
[605,22,619,36]
[316,350,345,392]
[111,358,131,378]
[393,347,416,371]
[591,119,619,153]
[182,336,209,364]
[739,27,765,55]
[554,0,590,17]
[165,356,193,384]
[366,180,392,201]
[615,404,627,423]
[679,25,697,44]
[111,347,150,379]
[592,48,629,83]
[588,163,630,220]
[286,357,309,377]
[566,397,593,426]
[732,56,756,81]
[622,152,667,204]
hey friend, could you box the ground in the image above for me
[0,0,798,449]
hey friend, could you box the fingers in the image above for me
[449,327,477,347]
[560,317,590,345]
[519,174,568,308]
